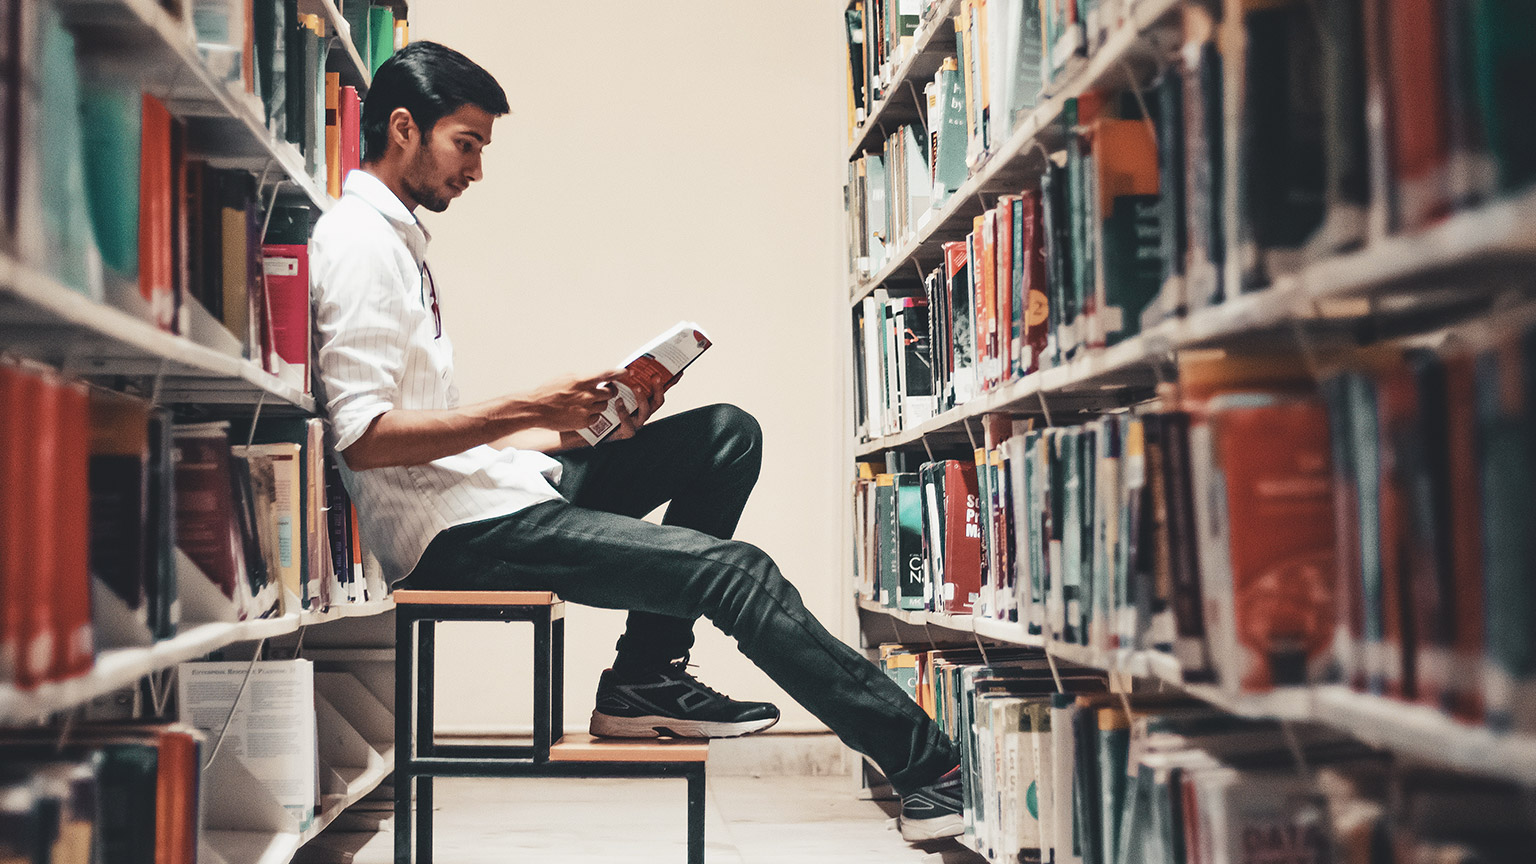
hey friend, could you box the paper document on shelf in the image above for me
[178,659,318,831]
[579,321,712,445]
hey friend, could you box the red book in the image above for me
[942,241,968,388]
[1385,0,1450,229]
[172,423,244,603]
[340,86,361,179]
[1018,190,1049,375]
[941,460,983,615]
[155,728,201,864]
[50,379,94,681]
[974,212,997,390]
[1210,395,1337,692]
[139,94,175,332]
[0,362,35,686]
[261,243,311,390]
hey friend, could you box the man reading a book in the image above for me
[309,41,963,841]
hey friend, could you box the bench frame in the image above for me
[393,591,706,864]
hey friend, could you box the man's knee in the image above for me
[702,403,762,469]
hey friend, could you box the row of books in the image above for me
[846,1,1536,372]
[842,0,923,132]
[880,646,1535,864]
[0,359,381,691]
[856,329,1536,731]
[0,725,202,864]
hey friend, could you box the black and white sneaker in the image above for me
[899,765,964,842]
[589,660,780,739]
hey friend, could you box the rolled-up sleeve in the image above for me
[311,228,412,453]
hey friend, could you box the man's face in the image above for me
[401,104,495,213]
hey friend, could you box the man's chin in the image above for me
[418,195,451,213]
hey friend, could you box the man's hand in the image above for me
[607,369,675,442]
[518,370,624,432]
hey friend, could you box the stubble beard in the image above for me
[404,145,451,213]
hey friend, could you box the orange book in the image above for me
[974,212,997,389]
[243,0,256,94]
[155,728,201,864]
[325,72,342,198]
[350,502,363,588]
[1209,395,1337,692]
[49,379,93,682]
[1089,117,1160,348]
[15,366,60,688]
[1385,0,1450,229]
[139,94,175,332]
[995,196,1016,383]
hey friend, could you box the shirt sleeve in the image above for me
[310,225,413,454]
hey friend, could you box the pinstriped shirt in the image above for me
[310,170,563,584]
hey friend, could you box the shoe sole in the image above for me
[588,711,779,739]
[899,812,964,842]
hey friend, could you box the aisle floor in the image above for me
[336,774,985,864]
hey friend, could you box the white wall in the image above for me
[409,0,849,734]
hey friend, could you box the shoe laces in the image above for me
[667,655,726,701]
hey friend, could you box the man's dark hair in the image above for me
[361,41,510,162]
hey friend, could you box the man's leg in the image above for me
[407,498,958,796]
[553,403,762,672]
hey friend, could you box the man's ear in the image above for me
[388,107,417,152]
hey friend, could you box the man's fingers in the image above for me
[579,368,626,387]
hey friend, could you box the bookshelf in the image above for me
[845,0,1536,861]
[1,1,406,862]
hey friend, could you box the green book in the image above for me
[96,745,159,864]
[934,65,969,203]
[896,472,926,611]
[342,0,372,71]
[33,3,101,298]
[1060,428,1083,645]
[369,5,396,76]
[1470,0,1536,191]
[874,476,897,607]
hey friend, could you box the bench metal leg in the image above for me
[533,614,552,761]
[552,616,565,745]
[687,767,706,864]
[417,775,434,864]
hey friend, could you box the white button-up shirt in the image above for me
[311,170,563,584]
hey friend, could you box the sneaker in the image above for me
[589,659,780,739]
[899,765,964,842]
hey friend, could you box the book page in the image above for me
[580,321,712,445]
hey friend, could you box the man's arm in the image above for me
[342,371,619,470]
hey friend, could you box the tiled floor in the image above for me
[315,774,985,863]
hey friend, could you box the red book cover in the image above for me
[139,94,175,332]
[995,197,1015,384]
[942,240,968,387]
[1019,190,1049,375]
[1385,0,1450,229]
[340,86,361,178]
[1444,351,1484,721]
[13,366,61,688]
[941,459,983,615]
[50,379,93,681]
[172,424,243,601]
[261,243,310,390]
[1212,396,1336,692]
[0,362,37,686]
[155,728,201,864]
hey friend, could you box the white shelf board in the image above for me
[0,253,315,412]
[301,745,396,847]
[0,599,394,724]
[56,0,331,211]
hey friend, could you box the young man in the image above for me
[310,41,963,841]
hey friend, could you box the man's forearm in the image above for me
[342,397,547,470]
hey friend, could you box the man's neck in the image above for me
[361,164,419,212]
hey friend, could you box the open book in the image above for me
[580,321,712,445]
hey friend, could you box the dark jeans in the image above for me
[405,403,958,794]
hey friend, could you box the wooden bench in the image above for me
[393,590,707,864]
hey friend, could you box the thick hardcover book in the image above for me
[1470,0,1536,193]
[340,85,361,173]
[1320,374,1365,689]
[1405,348,1455,708]
[995,196,1016,386]
[974,212,998,389]
[172,422,244,607]
[1203,394,1337,691]
[1161,412,1209,678]
[1384,0,1451,230]
[88,388,152,617]
[1315,0,1369,254]
[1235,0,1325,288]
[283,0,303,145]
[324,71,340,197]
[260,243,310,388]
[934,60,969,203]
[1089,118,1162,347]
[1041,161,1071,370]
[145,409,178,639]
[897,472,925,611]
[368,6,395,75]
[942,460,984,615]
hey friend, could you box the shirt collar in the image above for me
[343,169,432,258]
